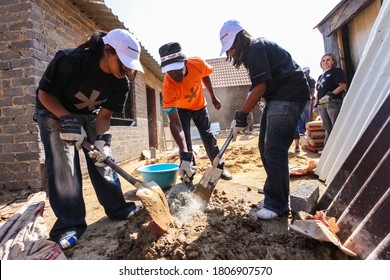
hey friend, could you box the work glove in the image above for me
[230,110,248,141]
[59,115,86,150]
[88,134,112,167]
[318,91,335,105]
[178,151,197,182]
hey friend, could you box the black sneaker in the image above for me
[220,169,232,180]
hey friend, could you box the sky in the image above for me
[104,0,341,80]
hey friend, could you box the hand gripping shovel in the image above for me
[82,140,171,232]
[193,131,233,205]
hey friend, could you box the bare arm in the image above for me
[241,82,267,113]
[332,82,347,95]
[95,108,112,135]
[202,76,221,110]
[37,90,70,118]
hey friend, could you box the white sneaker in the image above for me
[256,208,279,220]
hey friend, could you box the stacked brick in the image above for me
[302,120,325,153]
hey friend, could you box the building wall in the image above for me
[0,0,162,191]
[347,0,381,69]
[205,86,262,130]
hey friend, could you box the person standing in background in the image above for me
[315,53,347,144]
[294,66,316,152]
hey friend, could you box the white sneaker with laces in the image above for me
[256,208,279,220]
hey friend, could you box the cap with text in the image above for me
[159,42,186,73]
[102,29,144,72]
[219,19,244,56]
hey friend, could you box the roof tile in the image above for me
[206,58,251,88]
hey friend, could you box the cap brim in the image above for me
[161,61,184,73]
[117,51,144,73]
[220,37,235,56]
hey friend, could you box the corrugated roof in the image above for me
[71,0,164,81]
[206,58,251,88]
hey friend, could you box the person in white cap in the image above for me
[219,20,310,219]
[158,42,232,183]
[35,29,144,249]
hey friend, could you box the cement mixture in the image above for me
[1,133,352,260]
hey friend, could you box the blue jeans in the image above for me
[259,101,306,215]
[35,109,136,242]
[178,107,223,168]
[297,100,312,134]
[318,99,343,143]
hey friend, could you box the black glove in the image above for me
[178,151,197,182]
[88,134,112,167]
[230,110,249,141]
[59,115,86,150]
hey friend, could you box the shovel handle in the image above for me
[82,139,140,186]
[212,131,233,167]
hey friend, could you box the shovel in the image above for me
[193,131,233,205]
[82,140,171,232]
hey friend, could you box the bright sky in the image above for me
[104,0,341,80]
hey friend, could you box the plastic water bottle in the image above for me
[58,236,77,250]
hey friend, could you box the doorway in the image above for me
[146,86,158,148]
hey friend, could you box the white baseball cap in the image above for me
[302,66,310,72]
[102,29,144,73]
[219,19,243,56]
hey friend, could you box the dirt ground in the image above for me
[0,131,351,260]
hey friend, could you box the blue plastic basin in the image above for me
[137,163,179,189]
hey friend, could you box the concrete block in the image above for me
[290,183,319,214]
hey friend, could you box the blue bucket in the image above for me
[137,163,179,189]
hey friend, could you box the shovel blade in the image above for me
[82,139,172,232]
[135,181,171,232]
[193,166,223,204]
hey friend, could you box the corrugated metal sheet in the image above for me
[317,95,390,259]
[315,0,390,260]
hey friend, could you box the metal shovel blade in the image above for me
[82,140,171,232]
[193,131,233,205]
[193,165,223,204]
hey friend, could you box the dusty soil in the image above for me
[0,131,350,260]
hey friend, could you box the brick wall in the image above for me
[0,0,163,191]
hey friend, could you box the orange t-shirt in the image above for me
[162,57,213,110]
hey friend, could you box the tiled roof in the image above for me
[206,58,251,88]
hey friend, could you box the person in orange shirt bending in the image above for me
[158,42,232,184]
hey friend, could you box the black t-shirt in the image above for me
[245,38,310,102]
[316,67,346,100]
[36,48,129,114]
[307,76,316,89]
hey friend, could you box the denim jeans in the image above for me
[35,109,136,242]
[318,99,343,143]
[297,100,312,134]
[259,101,306,215]
[178,107,223,168]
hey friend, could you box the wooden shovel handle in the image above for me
[82,139,140,186]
